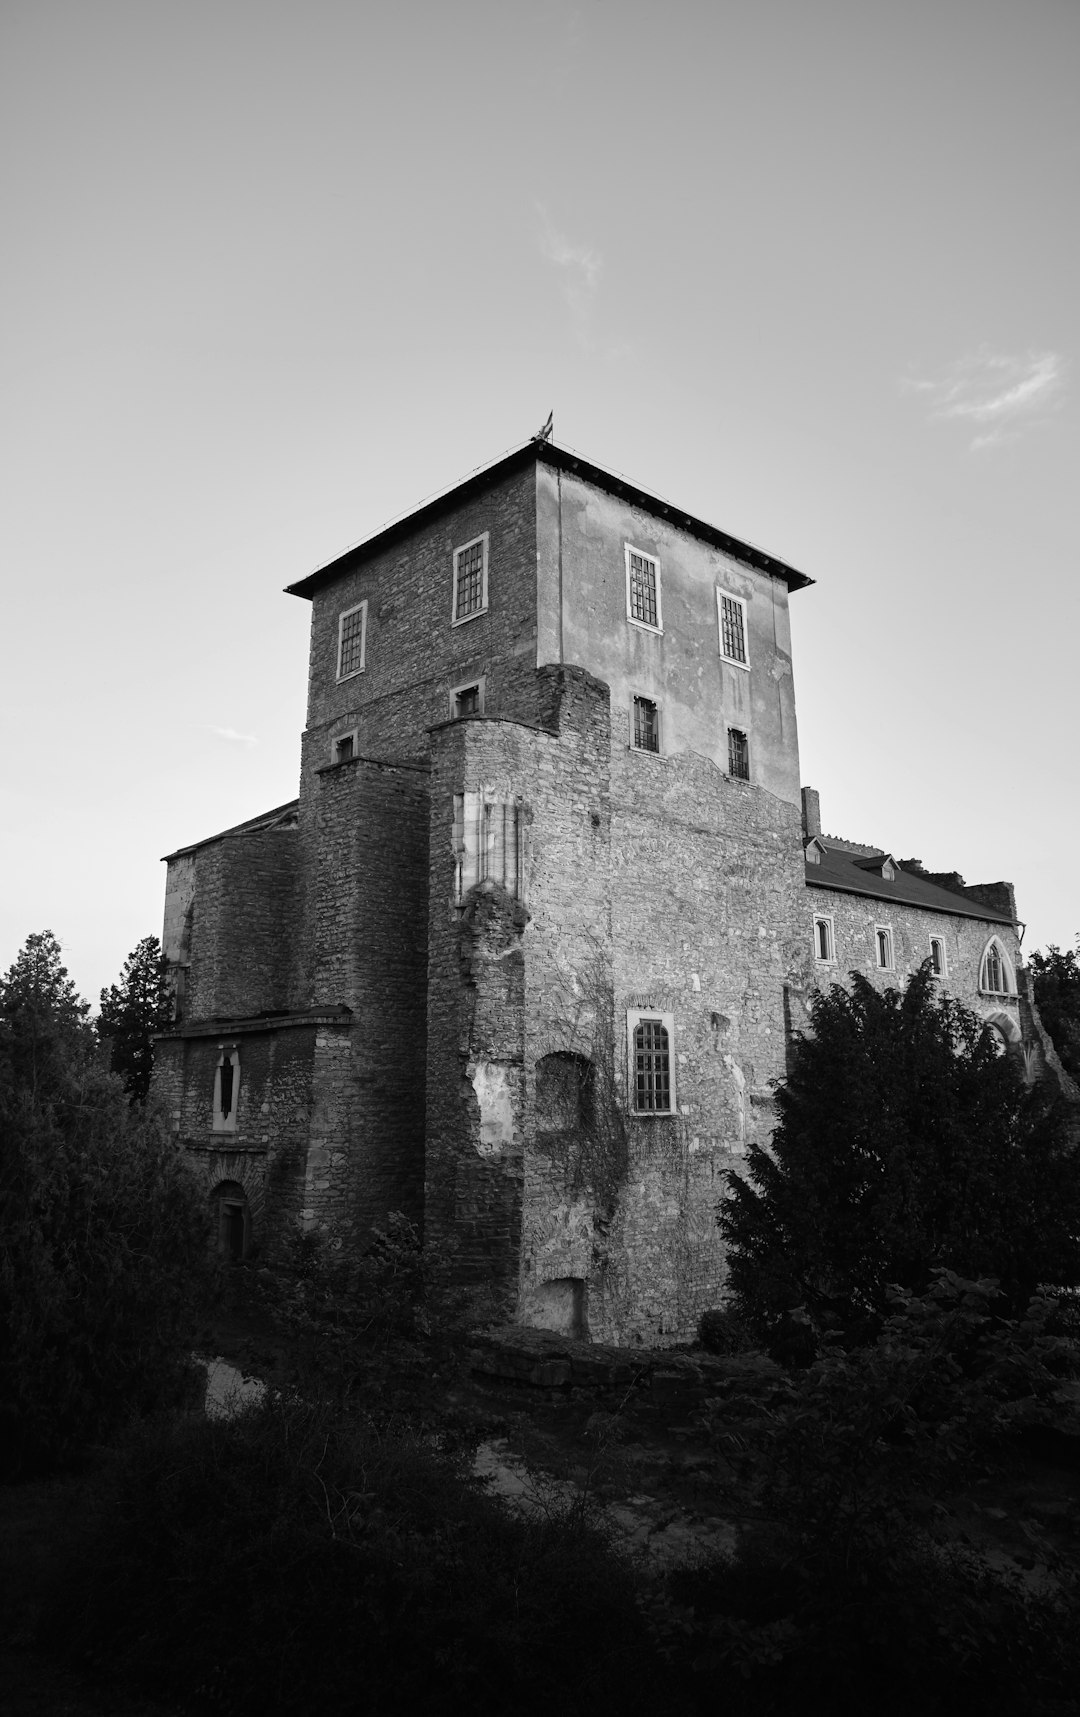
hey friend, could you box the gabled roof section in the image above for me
[805,842,1014,925]
[285,439,814,600]
[162,800,299,862]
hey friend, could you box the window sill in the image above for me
[720,654,751,672]
[451,607,488,628]
[626,617,663,636]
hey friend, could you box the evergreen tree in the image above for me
[719,965,1080,1349]
[1,931,214,1474]
[1030,941,1080,1084]
[98,935,173,1103]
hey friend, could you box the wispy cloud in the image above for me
[902,347,1065,449]
[536,203,602,337]
[208,726,258,747]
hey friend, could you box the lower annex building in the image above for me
[153,439,1053,1346]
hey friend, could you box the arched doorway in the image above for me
[209,1180,250,1262]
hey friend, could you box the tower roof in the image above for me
[285,439,814,600]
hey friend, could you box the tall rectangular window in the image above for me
[625,545,662,631]
[452,534,489,624]
[633,696,660,753]
[875,927,894,970]
[728,727,750,780]
[336,601,367,680]
[929,935,946,977]
[628,1011,675,1114]
[717,589,749,667]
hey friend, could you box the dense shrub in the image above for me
[656,1273,1080,1715]
[1031,941,1080,1085]
[49,1395,672,1717]
[720,966,1080,1349]
[0,931,217,1474]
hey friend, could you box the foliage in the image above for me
[253,1214,502,1401]
[47,1394,671,1717]
[97,934,173,1103]
[0,931,216,1474]
[1030,940,1080,1084]
[653,1273,1080,1715]
[720,965,1080,1349]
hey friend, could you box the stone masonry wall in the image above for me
[425,664,812,1347]
[154,1021,319,1263]
[300,464,540,774]
[297,756,431,1238]
[807,885,1025,1043]
[185,828,299,1021]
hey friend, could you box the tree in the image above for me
[98,934,173,1103]
[1,932,215,1474]
[1029,941,1080,1084]
[719,965,1080,1349]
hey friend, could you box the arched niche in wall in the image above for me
[535,1051,596,1140]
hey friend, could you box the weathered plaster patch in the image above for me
[470,1060,516,1157]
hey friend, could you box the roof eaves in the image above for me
[285,439,814,600]
[161,799,300,862]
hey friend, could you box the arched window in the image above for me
[979,938,1013,996]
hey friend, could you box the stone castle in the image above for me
[153,438,1048,1345]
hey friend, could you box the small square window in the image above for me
[331,731,356,764]
[814,915,835,963]
[336,601,367,680]
[632,696,660,753]
[627,1010,676,1114]
[728,727,750,780]
[450,677,485,719]
[717,589,749,669]
[625,545,662,632]
[929,935,947,978]
[452,534,489,625]
[875,926,894,970]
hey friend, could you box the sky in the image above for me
[2,0,1077,1007]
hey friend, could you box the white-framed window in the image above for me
[627,1009,676,1114]
[632,694,661,753]
[929,934,947,978]
[717,588,749,669]
[625,544,663,633]
[213,1046,240,1134]
[874,926,894,970]
[336,600,367,680]
[727,726,750,780]
[979,937,1014,996]
[814,914,835,963]
[331,730,358,765]
[449,675,485,719]
[451,533,489,625]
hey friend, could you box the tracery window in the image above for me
[980,938,1013,996]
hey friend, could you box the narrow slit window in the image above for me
[625,546,661,630]
[336,601,367,679]
[633,696,660,753]
[929,935,946,977]
[814,916,834,962]
[875,928,893,970]
[728,728,750,780]
[717,590,749,667]
[213,1048,240,1133]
